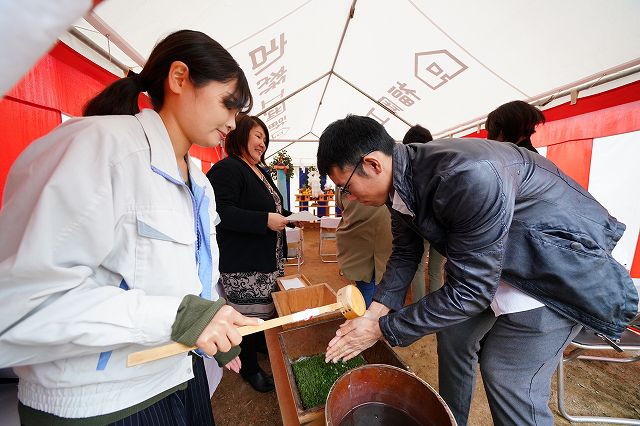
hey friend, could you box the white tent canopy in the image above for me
[73,0,640,165]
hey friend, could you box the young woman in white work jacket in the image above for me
[0,30,261,425]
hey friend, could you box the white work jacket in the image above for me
[0,109,220,418]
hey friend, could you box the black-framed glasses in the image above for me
[337,150,374,197]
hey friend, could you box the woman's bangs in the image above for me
[225,74,253,113]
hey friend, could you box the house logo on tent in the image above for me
[414,50,468,90]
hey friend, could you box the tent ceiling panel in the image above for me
[94,0,351,114]
[312,76,411,140]
[334,0,527,135]
[81,0,639,164]
[334,0,640,135]
[266,141,319,167]
[94,0,325,56]
[224,2,350,118]
[410,0,640,96]
[257,75,328,141]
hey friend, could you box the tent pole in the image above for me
[255,71,330,117]
[310,0,358,131]
[67,28,130,74]
[85,11,146,67]
[333,72,413,127]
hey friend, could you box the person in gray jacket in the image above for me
[319,115,638,426]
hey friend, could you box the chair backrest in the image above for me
[285,227,301,243]
[320,216,341,229]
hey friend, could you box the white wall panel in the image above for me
[588,130,640,270]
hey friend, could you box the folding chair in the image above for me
[285,227,304,273]
[557,315,640,425]
[319,216,341,263]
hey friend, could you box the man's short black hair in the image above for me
[402,124,433,144]
[317,115,395,176]
[485,100,546,142]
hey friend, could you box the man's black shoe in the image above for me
[241,369,275,393]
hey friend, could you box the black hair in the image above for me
[402,124,433,144]
[225,115,269,165]
[317,115,395,176]
[485,100,545,142]
[83,30,252,116]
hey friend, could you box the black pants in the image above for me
[110,356,215,426]
[239,331,266,375]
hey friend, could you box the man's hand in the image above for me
[224,356,242,373]
[324,301,390,363]
[196,305,262,356]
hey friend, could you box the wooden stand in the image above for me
[295,193,310,212]
[295,192,339,217]
[316,193,338,217]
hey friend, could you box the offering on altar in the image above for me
[308,170,322,198]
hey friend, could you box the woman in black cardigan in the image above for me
[207,115,290,392]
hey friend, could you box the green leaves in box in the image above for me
[292,353,366,409]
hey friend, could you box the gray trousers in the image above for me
[437,306,581,426]
[411,241,446,301]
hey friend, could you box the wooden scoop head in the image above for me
[337,285,366,319]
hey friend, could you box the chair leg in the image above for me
[557,350,640,425]
[319,233,338,263]
[285,240,304,272]
[299,233,304,266]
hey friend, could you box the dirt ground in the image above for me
[211,223,640,425]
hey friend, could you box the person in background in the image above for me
[485,100,546,153]
[0,30,260,425]
[335,186,393,308]
[207,115,291,393]
[401,125,446,300]
[319,115,637,426]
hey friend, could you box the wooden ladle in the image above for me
[127,284,366,367]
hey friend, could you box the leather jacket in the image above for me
[377,140,638,345]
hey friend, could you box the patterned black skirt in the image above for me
[219,232,285,320]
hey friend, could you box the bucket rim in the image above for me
[324,363,457,425]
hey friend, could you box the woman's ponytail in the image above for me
[83,71,144,117]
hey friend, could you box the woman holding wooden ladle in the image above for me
[128,285,366,366]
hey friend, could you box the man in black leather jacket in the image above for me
[318,115,638,426]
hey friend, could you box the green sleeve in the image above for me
[171,295,241,366]
[213,345,241,367]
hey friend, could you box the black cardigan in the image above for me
[207,155,290,273]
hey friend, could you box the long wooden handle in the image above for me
[127,342,195,367]
[127,302,343,367]
[237,302,341,336]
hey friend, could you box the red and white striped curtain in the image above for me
[532,98,640,279]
